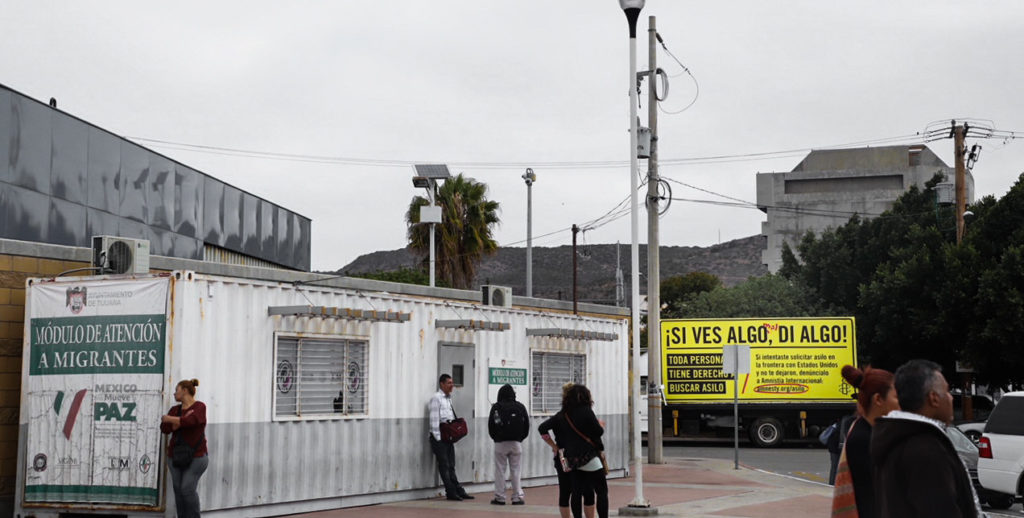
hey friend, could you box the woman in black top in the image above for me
[838,365,899,518]
[539,383,582,518]
[558,384,607,518]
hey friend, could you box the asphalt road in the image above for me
[647,441,1024,517]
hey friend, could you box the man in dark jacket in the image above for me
[871,359,982,518]
[827,412,857,484]
[488,384,530,505]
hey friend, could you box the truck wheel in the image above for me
[749,417,784,448]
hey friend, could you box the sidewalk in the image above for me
[281,457,833,518]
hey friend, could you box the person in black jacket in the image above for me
[827,412,857,484]
[560,384,608,518]
[539,383,583,518]
[871,359,982,518]
[488,384,530,505]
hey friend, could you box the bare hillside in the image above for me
[337,235,768,303]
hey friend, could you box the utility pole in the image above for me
[645,15,663,465]
[954,124,967,245]
[524,168,536,297]
[952,122,974,421]
[616,242,625,307]
[572,224,580,315]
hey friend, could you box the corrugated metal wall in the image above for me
[168,272,629,516]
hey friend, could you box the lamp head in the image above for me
[522,168,536,185]
[618,0,644,36]
[412,176,431,189]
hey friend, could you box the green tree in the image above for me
[681,274,832,318]
[969,245,1024,387]
[783,177,950,315]
[855,223,954,368]
[405,174,500,289]
[781,172,1024,386]
[958,174,1024,387]
[348,267,450,287]
[660,271,722,317]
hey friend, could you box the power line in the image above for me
[127,133,933,171]
[307,184,651,284]
[661,176,757,207]
[669,197,879,218]
[668,196,956,223]
[654,33,699,115]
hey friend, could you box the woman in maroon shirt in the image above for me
[160,379,208,518]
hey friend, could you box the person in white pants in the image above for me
[488,384,530,505]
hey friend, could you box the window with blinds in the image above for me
[531,352,587,414]
[274,336,368,418]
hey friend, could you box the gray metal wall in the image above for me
[0,84,311,271]
[201,415,627,516]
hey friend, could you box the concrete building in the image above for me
[757,145,973,272]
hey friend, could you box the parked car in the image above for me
[946,425,1016,510]
[958,421,987,444]
[978,391,1024,509]
[953,392,995,423]
[953,393,995,444]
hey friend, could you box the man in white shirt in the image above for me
[429,374,473,501]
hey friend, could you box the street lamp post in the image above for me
[523,168,536,297]
[412,165,451,288]
[429,183,436,287]
[618,0,653,514]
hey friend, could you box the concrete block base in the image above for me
[618,505,660,516]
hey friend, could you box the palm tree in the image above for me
[405,174,500,289]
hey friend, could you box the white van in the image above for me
[977,391,1024,503]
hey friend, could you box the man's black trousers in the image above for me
[429,435,463,497]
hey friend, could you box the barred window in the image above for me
[531,351,587,414]
[274,336,367,419]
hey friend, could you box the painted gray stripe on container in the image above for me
[199,414,627,513]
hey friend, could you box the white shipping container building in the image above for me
[15,270,630,517]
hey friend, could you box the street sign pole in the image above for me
[722,345,750,470]
[734,350,739,470]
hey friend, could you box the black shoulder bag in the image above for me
[172,430,204,469]
[171,406,205,468]
[565,413,609,474]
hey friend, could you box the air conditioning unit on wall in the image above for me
[481,285,513,308]
[92,236,150,274]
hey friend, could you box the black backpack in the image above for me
[489,401,528,442]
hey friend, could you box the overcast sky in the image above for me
[4,1,1023,271]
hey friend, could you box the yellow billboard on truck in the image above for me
[661,317,857,403]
